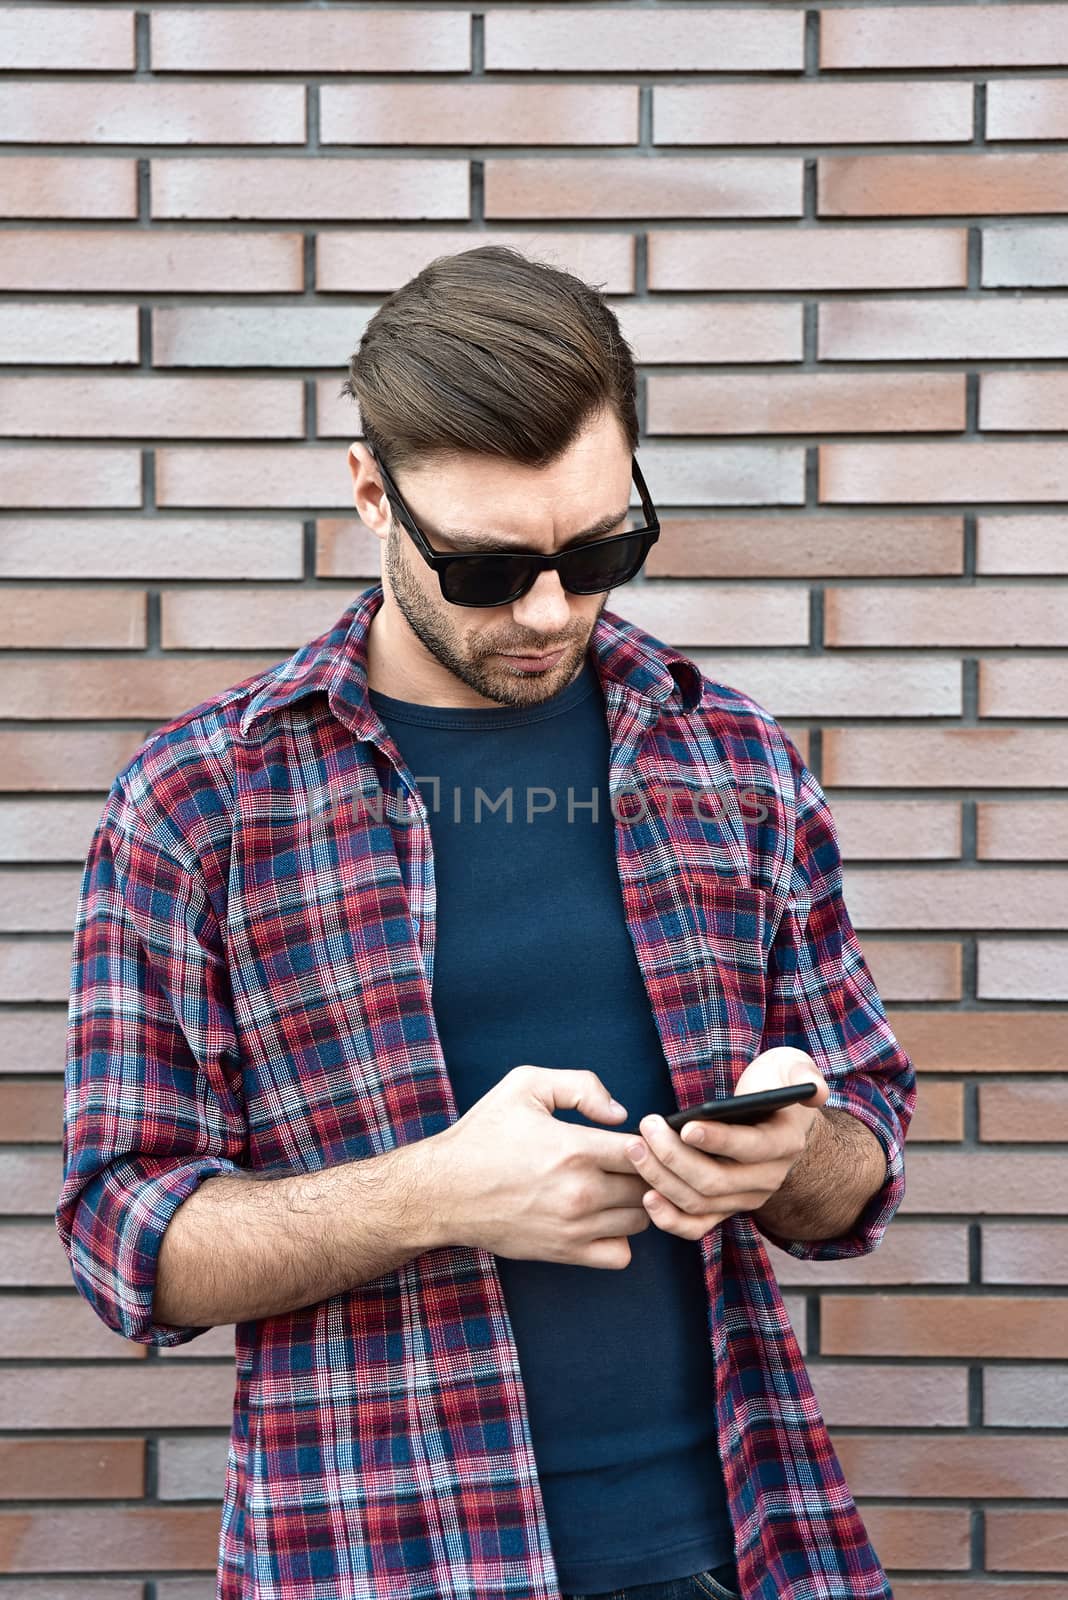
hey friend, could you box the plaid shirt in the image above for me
[57,580,915,1600]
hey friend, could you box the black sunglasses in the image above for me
[367,446,661,608]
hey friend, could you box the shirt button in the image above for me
[412,917,420,932]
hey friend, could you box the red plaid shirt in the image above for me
[57,581,915,1600]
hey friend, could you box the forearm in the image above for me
[751,1107,888,1241]
[153,1137,447,1328]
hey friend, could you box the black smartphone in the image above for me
[664,1083,818,1130]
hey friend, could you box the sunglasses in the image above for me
[368,446,661,608]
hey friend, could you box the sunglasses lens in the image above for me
[559,530,652,594]
[442,554,532,606]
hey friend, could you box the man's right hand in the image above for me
[425,1064,652,1270]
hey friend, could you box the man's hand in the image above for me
[624,1047,831,1242]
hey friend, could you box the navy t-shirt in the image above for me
[368,654,734,1592]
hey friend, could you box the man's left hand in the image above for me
[624,1047,831,1241]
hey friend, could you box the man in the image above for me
[57,246,915,1600]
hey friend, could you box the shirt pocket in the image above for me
[688,875,769,1065]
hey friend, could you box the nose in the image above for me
[507,567,573,635]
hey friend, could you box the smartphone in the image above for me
[664,1083,818,1131]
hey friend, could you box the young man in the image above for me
[57,246,915,1600]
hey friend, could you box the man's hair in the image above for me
[339,245,639,475]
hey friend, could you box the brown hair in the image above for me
[339,245,639,476]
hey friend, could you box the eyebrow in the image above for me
[430,506,634,555]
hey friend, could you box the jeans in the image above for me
[561,1556,742,1600]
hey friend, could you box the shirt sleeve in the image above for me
[752,743,917,1262]
[55,776,249,1346]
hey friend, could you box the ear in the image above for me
[348,441,391,544]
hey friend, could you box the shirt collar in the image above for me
[237,581,703,743]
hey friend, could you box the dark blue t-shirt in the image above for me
[368,654,734,1592]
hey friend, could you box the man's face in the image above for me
[347,409,634,709]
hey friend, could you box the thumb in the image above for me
[738,1046,831,1108]
[521,1065,629,1124]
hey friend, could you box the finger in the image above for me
[642,1189,725,1242]
[677,1113,793,1164]
[625,1124,721,1214]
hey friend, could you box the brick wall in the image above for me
[1,1,1066,1593]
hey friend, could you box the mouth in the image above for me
[497,647,568,671]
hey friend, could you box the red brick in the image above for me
[0,84,304,144]
[866,936,962,1000]
[151,8,469,72]
[656,82,971,145]
[0,1082,59,1141]
[820,442,1068,503]
[857,1506,970,1572]
[689,654,959,718]
[0,589,145,649]
[889,1011,1068,1072]
[153,158,468,221]
[978,801,1068,860]
[826,585,1067,647]
[0,1009,68,1075]
[773,1222,967,1285]
[0,1507,221,1571]
[823,1296,1068,1359]
[983,1225,1068,1286]
[901,1152,1065,1215]
[978,940,1067,1002]
[0,935,73,1000]
[981,371,1068,430]
[822,728,1068,789]
[0,518,303,580]
[624,584,809,648]
[820,153,1068,216]
[833,1430,1068,1495]
[980,1081,1068,1142]
[322,84,638,146]
[0,1295,146,1359]
[983,224,1068,286]
[0,729,152,791]
[485,9,803,72]
[979,660,1068,719]
[977,515,1068,573]
[905,1078,966,1140]
[0,1441,143,1501]
[0,376,302,439]
[0,6,134,69]
[0,230,303,292]
[842,867,1068,930]
[161,588,372,651]
[485,158,803,220]
[820,296,1068,359]
[0,158,135,220]
[0,657,277,721]
[986,1509,1068,1573]
[988,79,1068,140]
[317,229,634,294]
[315,519,382,579]
[648,372,964,435]
[0,304,138,365]
[645,515,963,578]
[648,227,967,290]
[821,5,1068,68]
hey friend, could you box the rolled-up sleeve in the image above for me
[55,776,248,1345]
[753,747,917,1262]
